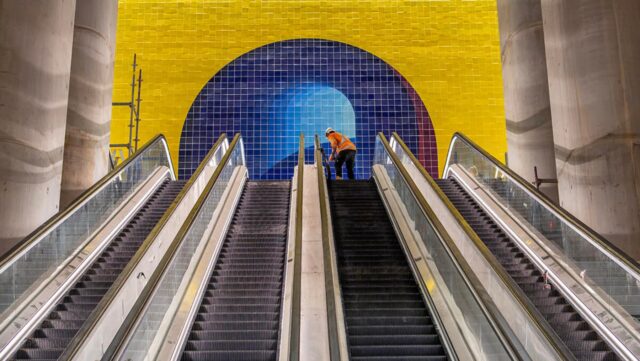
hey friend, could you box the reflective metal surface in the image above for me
[374,134,521,360]
[0,136,173,327]
[113,135,246,360]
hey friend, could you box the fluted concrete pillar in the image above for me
[0,1,76,252]
[498,0,558,202]
[60,0,118,208]
[541,1,640,259]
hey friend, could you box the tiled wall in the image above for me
[180,39,437,180]
[111,0,506,178]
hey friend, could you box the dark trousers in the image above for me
[335,149,356,179]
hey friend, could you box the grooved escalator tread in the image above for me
[11,180,185,361]
[329,180,449,361]
[180,181,290,361]
[436,178,619,361]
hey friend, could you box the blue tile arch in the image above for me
[179,38,437,180]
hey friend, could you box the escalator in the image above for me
[180,181,290,361]
[11,180,186,360]
[329,179,448,361]
[436,178,617,361]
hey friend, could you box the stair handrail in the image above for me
[315,134,332,180]
[0,134,174,271]
[444,132,640,279]
[384,132,575,361]
[314,134,348,361]
[60,133,233,360]
[286,133,304,361]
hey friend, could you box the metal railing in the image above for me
[443,132,640,359]
[445,132,640,278]
[0,135,174,326]
[314,134,347,361]
[74,134,243,361]
[60,134,233,360]
[287,133,304,361]
[384,132,575,360]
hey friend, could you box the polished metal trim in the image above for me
[0,134,174,273]
[162,168,247,361]
[379,133,531,360]
[391,132,574,361]
[60,134,232,360]
[286,134,305,361]
[315,135,349,361]
[0,168,171,360]
[450,165,640,361]
[371,166,463,361]
[279,167,300,361]
[92,134,241,361]
[443,132,640,283]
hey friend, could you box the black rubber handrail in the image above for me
[288,133,304,361]
[447,132,640,275]
[0,134,174,271]
[314,134,344,361]
[315,135,332,180]
[59,133,230,361]
[391,132,575,361]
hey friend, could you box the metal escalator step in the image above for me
[348,325,435,336]
[195,312,280,322]
[346,316,431,326]
[180,181,290,361]
[350,345,445,357]
[191,321,278,332]
[435,178,619,361]
[205,289,281,297]
[199,296,281,305]
[350,334,442,346]
[189,330,277,341]
[13,349,65,360]
[181,350,276,361]
[347,309,429,320]
[184,340,277,351]
[351,356,448,361]
[48,310,92,321]
[12,180,185,360]
[32,328,77,339]
[40,320,85,330]
[329,180,449,360]
[198,302,280,314]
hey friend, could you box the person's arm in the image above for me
[328,135,338,161]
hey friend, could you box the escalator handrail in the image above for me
[314,135,332,180]
[314,134,345,361]
[445,132,640,280]
[97,133,241,361]
[60,133,231,361]
[0,134,175,272]
[287,133,304,361]
[387,132,575,361]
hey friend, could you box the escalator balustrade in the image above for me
[437,178,618,361]
[11,180,185,360]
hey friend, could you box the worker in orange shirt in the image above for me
[325,128,357,180]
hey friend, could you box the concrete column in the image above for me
[0,1,76,251]
[541,1,640,259]
[60,0,118,208]
[497,0,558,202]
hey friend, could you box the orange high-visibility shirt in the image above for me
[328,132,357,154]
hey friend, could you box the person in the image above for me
[325,127,357,180]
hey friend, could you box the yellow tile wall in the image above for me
[111,0,506,175]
